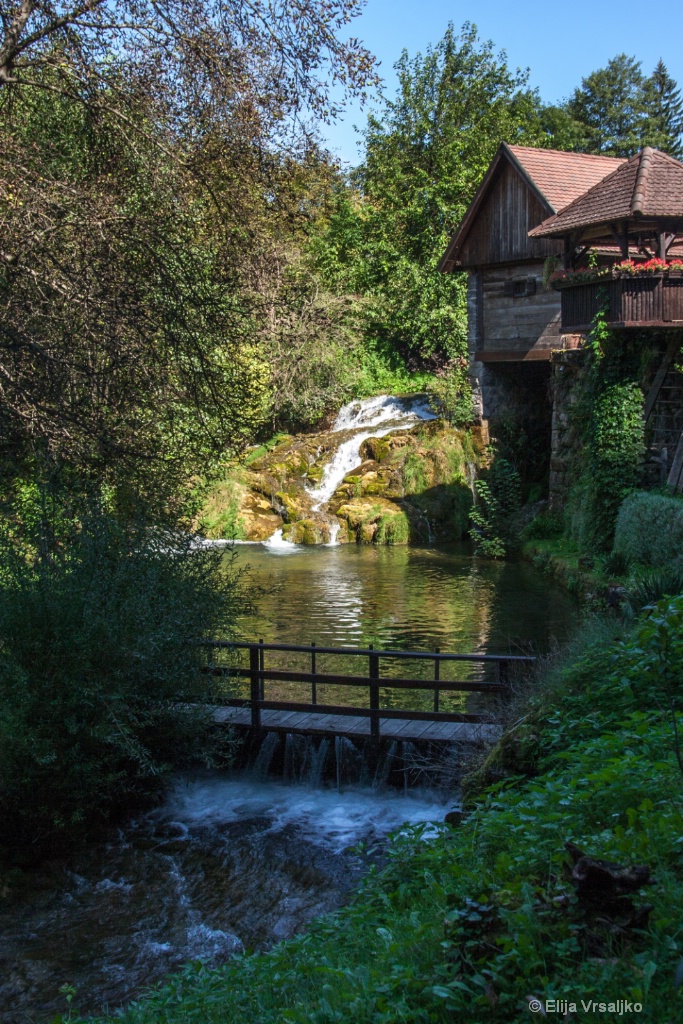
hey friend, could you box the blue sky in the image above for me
[325,0,683,165]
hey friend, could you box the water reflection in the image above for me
[222,543,576,714]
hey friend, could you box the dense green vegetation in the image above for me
[77,599,683,1024]
[0,502,244,856]
[614,493,683,568]
[3,5,683,1019]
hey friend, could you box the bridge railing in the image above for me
[201,640,535,740]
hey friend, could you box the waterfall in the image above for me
[252,732,279,780]
[243,731,457,795]
[263,528,298,552]
[307,394,437,514]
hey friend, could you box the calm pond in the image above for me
[1,544,576,1023]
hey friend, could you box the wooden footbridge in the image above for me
[201,641,535,745]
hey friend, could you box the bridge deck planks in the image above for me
[211,706,501,744]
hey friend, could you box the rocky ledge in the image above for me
[197,418,487,545]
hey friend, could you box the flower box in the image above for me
[551,259,683,289]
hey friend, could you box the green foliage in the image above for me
[0,502,242,852]
[566,316,646,554]
[195,471,247,540]
[520,510,564,542]
[428,358,474,426]
[402,451,428,495]
[614,491,683,568]
[624,565,683,614]
[469,458,522,558]
[352,337,435,401]
[643,60,683,158]
[312,23,549,370]
[375,510,410,545]
[567,54,683,157]
[88,601,683,1024]
[601,548,631,577]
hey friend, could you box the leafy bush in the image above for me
[601,548,631,576]
[624,565,683,613]
[584,382,645,550]
[469,458,522,558]
[0,508,242,853]
[614,491,683,567]
[429,358,474,427]
[520,509,564,541]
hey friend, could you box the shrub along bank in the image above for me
[83,599,683,1024]
[0,506,242,857]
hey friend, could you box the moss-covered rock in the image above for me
[196,417,487,544]
[359,437,390,462]
[283,518,334,545]
[334,497,413,545]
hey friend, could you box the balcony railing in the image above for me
[554,272,683,332]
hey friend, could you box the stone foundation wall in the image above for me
[549,349,589,504]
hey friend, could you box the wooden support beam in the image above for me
[667,431,683,491]
[644,336,683,423]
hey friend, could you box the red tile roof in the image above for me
[438,143,624,272]
[508,145,624,213]
[529,148,683,237]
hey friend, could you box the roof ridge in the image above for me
[507,144,623,163]
[502,142,557,211]
[528,153,639,237]
[631,147,654,215]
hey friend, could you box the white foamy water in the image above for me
[158,776,447,854]
[262,528,298,552]
[307,394,437,513]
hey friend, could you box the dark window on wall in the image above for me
[504,277,537,298]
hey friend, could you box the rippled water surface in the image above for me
[224,543,577,712]
[1,544,576,1022]
[233,542,575,651]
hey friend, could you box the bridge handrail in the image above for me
[201,639,536,664]
[199,638,535,739]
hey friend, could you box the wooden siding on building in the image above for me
[457,162,562,268]
[560,275,683,331]
[473,263,562,360]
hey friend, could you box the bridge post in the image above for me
[311,641,317,706]
[369,644,380,740]
[258,638,265,700]
[499,659,511,696]
[433,648,440,713]
[249,645,261,730]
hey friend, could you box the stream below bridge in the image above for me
[0,544,576,1022]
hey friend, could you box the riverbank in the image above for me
[79,597,683,1024]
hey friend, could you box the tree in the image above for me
[0,0,377,124]
[568,54,647,157]
[643,60,683,158]
[0,2,378,506]
[312,23,547,368]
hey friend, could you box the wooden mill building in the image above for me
[439,143,624,434]
[441,142,683,495]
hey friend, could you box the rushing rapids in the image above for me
[0,754,448,1023]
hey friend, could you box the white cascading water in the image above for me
[263,528,297,551]
[307,394,437,513]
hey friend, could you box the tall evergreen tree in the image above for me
[643,60,683,157]
[568,54,647,156]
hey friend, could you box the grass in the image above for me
[77,598,683,1024]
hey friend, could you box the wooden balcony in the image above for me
[555,272,683,332]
